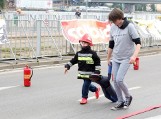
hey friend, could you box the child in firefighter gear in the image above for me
[89,62,118,102]
[107,8,141,110]
[64,34,101,104]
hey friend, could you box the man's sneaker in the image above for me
[111,102,124,110]
[124,96,133,109]
[95,87,100,99]
[80,98,87,104]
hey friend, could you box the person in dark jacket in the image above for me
[64,34,101,104]
[89,62,118,103]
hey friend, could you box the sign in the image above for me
[0,19,9,44]
[16,0,52,9]
[61,19,111,44]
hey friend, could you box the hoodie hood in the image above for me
[119,17,130,29]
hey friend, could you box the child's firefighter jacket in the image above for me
[65,46,101,79]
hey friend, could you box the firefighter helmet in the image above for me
[79,34,93,46]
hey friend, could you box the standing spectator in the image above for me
[107,8,141,110]
[75,9,81,19]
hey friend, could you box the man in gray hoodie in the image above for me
[107,8,141,110]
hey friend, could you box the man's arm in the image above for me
[129,44,141,64]
[107,40,114,64]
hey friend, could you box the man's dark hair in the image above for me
[108,8,124,22]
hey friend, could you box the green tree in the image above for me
[112,3,123,10]
[0,0,4,9]
[135,4,143,11]
[135,4,146,11]
[151,4,156,12]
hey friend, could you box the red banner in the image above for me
[61,19,111,44]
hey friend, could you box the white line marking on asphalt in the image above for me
[78,86,141,101]
[101,53,161,62]
[144,115,161,119]
[129,86,141,90]
[0,85,20,91]
[0,65,65,75]
[141,53,161,58]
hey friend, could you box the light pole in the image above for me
[85,0,88,18]
[67,0,68,7]
[63,0,65,8]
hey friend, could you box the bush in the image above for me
[0,0,4,9]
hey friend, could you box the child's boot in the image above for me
[95,87,100,99]
[80,98,87,104]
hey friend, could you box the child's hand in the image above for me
[64,68,68,74]
[107,60,112,66]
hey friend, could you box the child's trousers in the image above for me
[82,79,97,98]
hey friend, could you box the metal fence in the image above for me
[0,12,108,62]
[0,12,161,62]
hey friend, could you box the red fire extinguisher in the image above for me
[133,57,139,70]
[24,65,33,87]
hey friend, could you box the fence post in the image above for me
[13,14,18,26]
[0,45,1,58]
[57,16,61,32]
[36,20,41,57]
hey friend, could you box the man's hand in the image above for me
[129,56,136,64]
